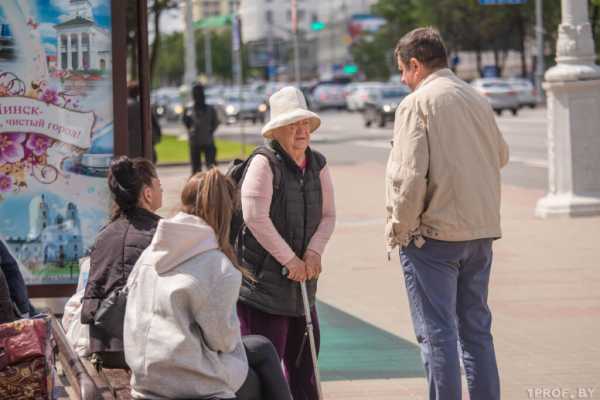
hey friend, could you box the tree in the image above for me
[352,0,565,80]
[591,0,600,62]
[350,0,418,80]
[149,0,179,81]
[153,27,251,86]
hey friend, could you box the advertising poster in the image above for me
[0,0,113,285]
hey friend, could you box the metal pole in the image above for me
[204,28,213,83]
[232,11,246,155]
[137,0,152,160]
[268,22,275,82]
[300,281,323,400]
[535,0,545,103]
[292,0,301,86]
[184,0,197,90]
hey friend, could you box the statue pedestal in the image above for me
[535,78,600,218]
[535,0,600,218]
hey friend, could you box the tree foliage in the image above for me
[351,0,567,80]
[153,28,251,87]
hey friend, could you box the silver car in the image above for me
[311,84,347,111]
[471,79,520,116]
[346,82,384,111]
[507,78,537,109]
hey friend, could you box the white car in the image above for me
[346,82,384,111]
[507,78,537,109]
[471,79,520,116]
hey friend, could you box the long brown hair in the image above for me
[180,168,251,279]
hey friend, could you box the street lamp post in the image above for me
[535,0,600,218]
[204,29,213,83]
[292,0,301,86]
[184,0,197,91]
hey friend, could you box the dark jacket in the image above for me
[0,241,33,316]
[183,105,220,146]
[81,208,160,354]
[0,269,18,324]
[238,142,326,317]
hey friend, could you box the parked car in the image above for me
[222,91,267,124]
[151,87,185,121]
[471,78,520,116]
[311,84,348,110]
[346,82,384,111]
[507,78,537,109]
[362,85,410,128]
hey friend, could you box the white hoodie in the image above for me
[123,212,248,400]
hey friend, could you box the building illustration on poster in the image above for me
[0,0,114,284]
[55,0,111,72]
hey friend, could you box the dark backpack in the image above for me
[226,145,283,249]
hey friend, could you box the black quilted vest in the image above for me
[238,141,326,316]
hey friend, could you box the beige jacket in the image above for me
[385,69,509,249]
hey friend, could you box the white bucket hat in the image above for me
[261,86,321,139]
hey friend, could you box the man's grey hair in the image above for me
[394,27,448,70]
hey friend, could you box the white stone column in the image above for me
[89,33,95,69]
[66,34,72,71]
[56,35,62,70]
[535,0,600,218]
[77,33,83,71]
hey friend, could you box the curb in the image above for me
[156,159,236,169]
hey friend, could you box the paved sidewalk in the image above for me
[157,162,600,400]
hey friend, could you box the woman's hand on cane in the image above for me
[284,256,307,282]
[303,249,322,280]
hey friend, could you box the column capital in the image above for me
[546,0,600,82]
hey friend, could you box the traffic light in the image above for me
[311,21,326,31]
[343,64,359,75]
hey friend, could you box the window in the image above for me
[298,9,305,21]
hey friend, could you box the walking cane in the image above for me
[282,268,324,400]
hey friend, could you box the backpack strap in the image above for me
[239,145,283,190]
[252,145,283,190]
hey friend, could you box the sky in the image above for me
[159,5,184,35]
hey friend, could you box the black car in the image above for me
[362,86,410,128]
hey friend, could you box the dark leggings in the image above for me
[190,142,217,174]
[235,335,293,400]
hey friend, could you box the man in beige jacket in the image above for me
[385,28,509,400]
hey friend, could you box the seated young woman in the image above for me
[81,156,163,369]
[123,168,292,400]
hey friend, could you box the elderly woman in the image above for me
[236,86,336,400]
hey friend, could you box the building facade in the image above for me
[240,0,377,79]
[6,194,84,266]
[240,0,321,80]
[54,0,111,71]
[194,0,240,20]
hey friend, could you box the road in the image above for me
[161,106,549,190]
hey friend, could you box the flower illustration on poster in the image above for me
[0,0,114,284]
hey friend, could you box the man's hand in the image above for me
[385,220,400,252]
[284,256,307,282]
[303,249,322,280]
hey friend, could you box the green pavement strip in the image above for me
[156,135,255,165]
[317,301,425,381]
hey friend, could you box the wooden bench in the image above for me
[51,317,226,400]
[51,316,131,400]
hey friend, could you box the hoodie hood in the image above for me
[146,212,219,274]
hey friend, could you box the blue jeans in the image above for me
[400,238,500,400]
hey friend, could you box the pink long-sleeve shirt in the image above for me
[241,154,336,266]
